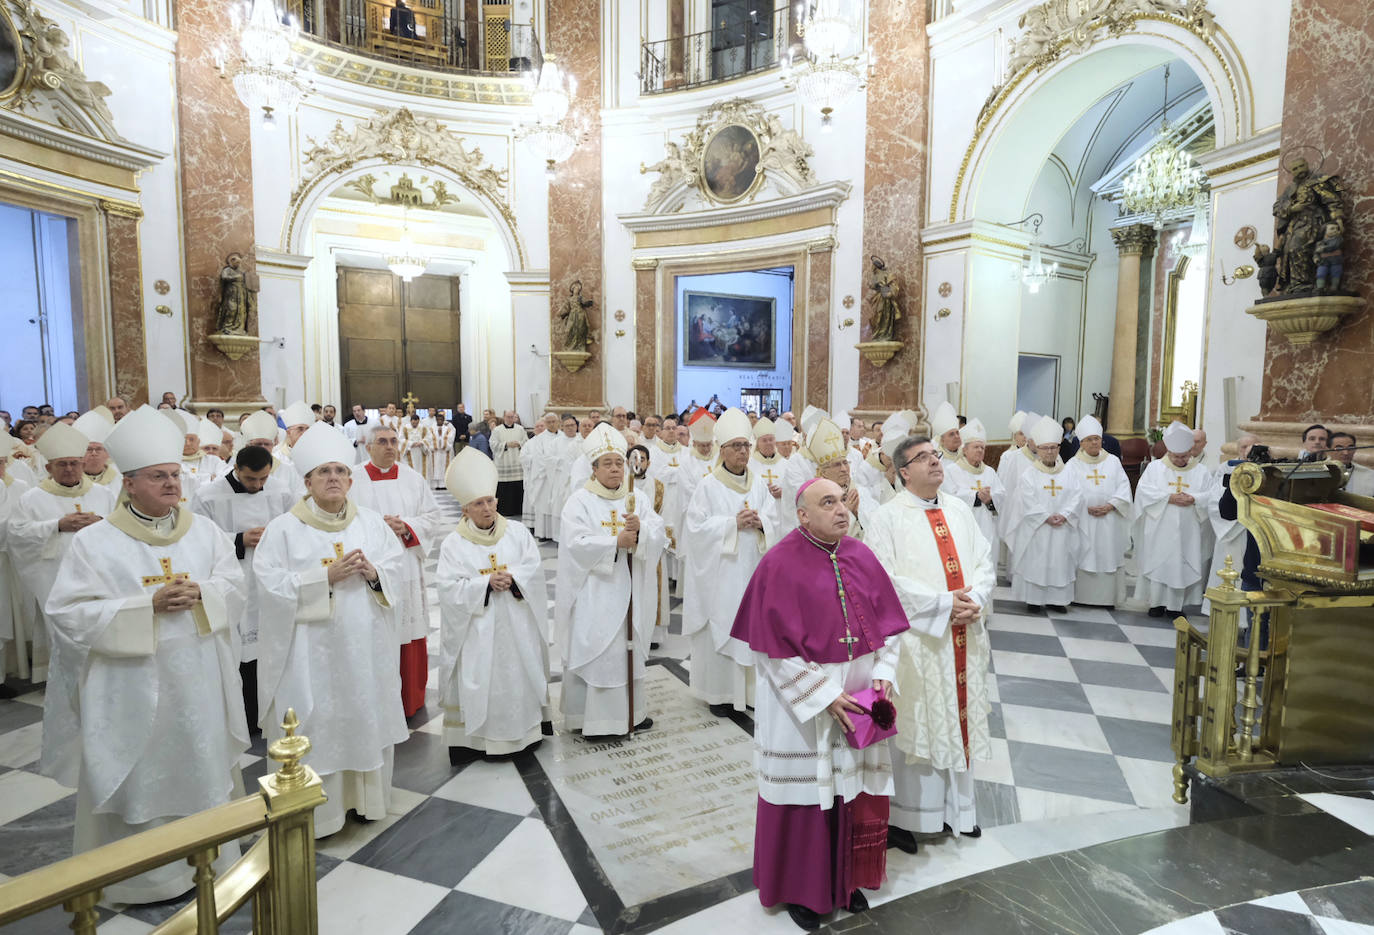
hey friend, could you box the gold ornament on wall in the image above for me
[154,280,171,295]
[614,309,626,322]
[842,295,854,308]
[1234,225,1258,250]
[938,281,952,298]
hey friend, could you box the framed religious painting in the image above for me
[700,123,762,203]
[682,290,776,369]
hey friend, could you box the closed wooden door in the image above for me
[337,267,461,411]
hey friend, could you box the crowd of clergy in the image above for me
[1,392,1370,928]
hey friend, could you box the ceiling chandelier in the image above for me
[1122,65,1204,228]
[517,55,578,178]
[1005,213,1059,294]
[783,1,868,131]
[218,0,313,128]
[1178,190,1211,258]
[386,209,428,283]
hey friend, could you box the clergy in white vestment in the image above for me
[939,418,1004,557]
[1066,416,1133,607]
[43,406,247,903]
[774,417,798,460]
[731,478,908,928]
[1200,438,1258,616]
[436,447,551,759]
[681,409,775,715]
[241,410,306,498]
[522,417,551,527]
[867,436,996,848]
[342,404,373,463]
[253,422,408,837]
[490,411,528,520]
[73,409,120,487]
[0,436,35,687]
[682,409,718,501]
[928,401,962,460]
[9,423,117,685]
[379,402,402,433]
[778,406,828,536]
[555,424,667,738]
[399,413,431,478]
[1009,417,1084,613]
[168,409,224,495]
[521,414,560,538]
[809,419,881,540]
[190,443,297,732]
[428,411,456,488]
[351,422,444,718]
[1134,421,1213,617]
[547,415,582,541]
[750,417,787,529]
[272,401,316,468]
[994,411,1036,557]
[645,416,690,573]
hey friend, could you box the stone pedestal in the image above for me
[1107,224,1156,437]
[1247,294,1365,346]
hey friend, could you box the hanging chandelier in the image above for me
[1122,65,1204,228]
[517,55,578,178]
[386,210,428,283]
[783,1,867,131]
[1022,236,1059,294]
[218,0,313,128]
[1178,190,1211,258]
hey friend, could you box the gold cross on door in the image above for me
[1043,479,1062,497]
[320,542,346,567]
[479,554,508,576]
[141,557,190,587]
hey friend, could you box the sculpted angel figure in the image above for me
[641,141,691,209]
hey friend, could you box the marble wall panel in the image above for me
[806,247,832,409]
[1148,234,1185,427]
[175,0,261,402]
[856,0,928,411]
[547,0,604,407]
[106,210,148,406]
[634,263,657,412]
[1258,0,1374,423]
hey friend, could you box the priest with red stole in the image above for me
[351,423,443,716]
[731,477,908,931]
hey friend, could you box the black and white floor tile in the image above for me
[0,490,1368,934]
[1143,878,1374,935]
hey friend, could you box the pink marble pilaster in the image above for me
[806,246,832,408]
[105,208,148,406]
[633,261,657,411]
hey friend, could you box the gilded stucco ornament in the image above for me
[639,98,816,213]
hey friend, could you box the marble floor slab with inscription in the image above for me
[1,489,1370,934]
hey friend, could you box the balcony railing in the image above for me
[289,0,542,75]
[640,5,793,95]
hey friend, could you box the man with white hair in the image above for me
[1008,416,1083,614]
[520,413,562,539]
[490,410,528,521]
[436,447,550,760]
[1134,421,1213,617]
[44,405,246,902]
[682,408,776,716]
[168,410,222,493]
[940,418,1004,557]
[351,422,443,717]
[556,424,667,739]
[73,409,119,487]
[928,401,961,460]
[1066,415,1133,607]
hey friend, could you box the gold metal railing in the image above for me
[0,710,325,935]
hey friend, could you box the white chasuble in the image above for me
[778,452,817,536]
[435,518,550,754]
[44,506,247,902]
[1067,451,1133,573]
[521,432,557,535]
[866,491,995,771]
[350,463,443,643]
[647,440,691,552]
[547,434,581,540]
[190,473,297,662]
[1010,460,1084,596]
[429,423,456,487]
[10,479,118,615]
[0,477,39,683]
[399,424,430,476]
[253,500,409,835]
[180,453,225,494]
[995,445,1038,551]
[940,459,1004,555]
[1133,459,1212,601]
[749,451,787,531]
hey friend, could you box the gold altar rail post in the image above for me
[0,710,325,935]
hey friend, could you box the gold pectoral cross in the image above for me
[1085,469,1106,486]
[761,468,778,486]
[1043,479,1062,497]
[141,557,190,587]
[320,542,346,567]
[1169,476,1190,494]
[601,510,626,536]
[838,633,860,657]
[971,481,984,493]
[479,553,508,576]
[667,457,680,468]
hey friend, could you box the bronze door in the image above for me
[337,267,461,411]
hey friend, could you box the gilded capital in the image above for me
[630,257,660,270]
[1111,224,1156,256]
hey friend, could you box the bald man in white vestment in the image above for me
[44,406,247,903]
[1066,416,1133,607]
[939,418,1003,558]
[1009,417,1083,613]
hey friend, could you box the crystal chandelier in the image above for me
[784,1,867,131]
[1122,66,1203,228]
[386,210,428,283]
[517,55,578,178]
[218,0,313,128]
[1178,191,1210,258]
[1022,236,1059,294]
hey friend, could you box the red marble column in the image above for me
[104,206,149,406]
[1257,0,1374,423]
[175,0,262,403]
[633,259,657,411]
[855,0,929,411]
[546,0,604,408]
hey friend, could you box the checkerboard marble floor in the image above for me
[1142,878,1374,935]
[0,488,1355,934]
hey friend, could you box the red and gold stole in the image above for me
[924,508,970,767]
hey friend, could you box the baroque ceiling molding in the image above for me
[0,0,129,144]
[639,97,817,214]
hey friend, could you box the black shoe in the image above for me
[447,746,481,767]
[635,717,654,731]
[1167,609,1183,619]
[786,904,821,931]
[846,890,869,913]
[1047,604,1068,614]
[1148,605,1166,618]
[651,642,661,650]
[964,824,982,838]
[541,720,554,736]
[887,826,918,854]
[709,703,734,718]
[1026,604,1044,614]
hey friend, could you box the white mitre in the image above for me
[774,419,796,443]
[290,422,354,476]
[36,422,90,461]
[806,419,847,466]
[583,423,628,463]
[281,401,315,429]
[1077,415,1104,440]
[73,410,112,444]
[713,408,752,445]
[929,401,959,437]
[880,424,911,462]
[962,418,988,445]
[106,405,184,471]
[240,411,280,443]
[198,418,223,446]
[1030,415,1064,447]
[799,405,828,436]
[752,417,776,440]
[445,446,498,504]
[688,413,716,444]
[1009,410,1028,435]
[1163,421,1193,455]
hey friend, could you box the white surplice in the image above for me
[866,489,995,833]
[940,458,1004,557]
[1067,450,1133,605]
[190,472,297,662]
[646,439,691,577]
[995,445,1037,554]
[547,433,582,541]
[435,519,550,754]
[490,424,527,483]
[681,468,775,710]
[555,485,666,735]
[350,462,443,644]
[428,422,456,487]
[520,431,559,537]
[1010,459,1084,605]
[253,500,409,836]
[399,424,431,477]
[180,453,225,494]
[44,506,247,903]
[1133,458,1212,610]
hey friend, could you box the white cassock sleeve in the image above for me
[755,657,841,723]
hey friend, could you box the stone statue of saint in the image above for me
[558,279,595,352]
[867,255,902,343]
[216,253,258,336]
[1272,156,1347,295]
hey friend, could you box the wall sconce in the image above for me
[530,344,550,358]
[836,316,855,331]
[614,329,626,337]
[155,305,173,317]
[934,307,952,320]
[1221,265,1255,286]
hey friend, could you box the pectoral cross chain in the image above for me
[1169,476,1190,494]
[320,542,346,567]
[141,557,190,587]
[479,553,507,576]
[1043,479,1062,497]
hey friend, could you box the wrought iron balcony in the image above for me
[640,5,793,95]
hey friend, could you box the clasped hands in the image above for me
[326,548,379,586]
[828,679,893,733]
[152,580,202,614]
[1045,513,1068,527]
[383,514,410,541]
[1168,492,1196,506]
[489,570,516,592]
[735,507,763,530]
[58,511,102,532]
[950,586,980,624]
[1087,504,1113,517]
